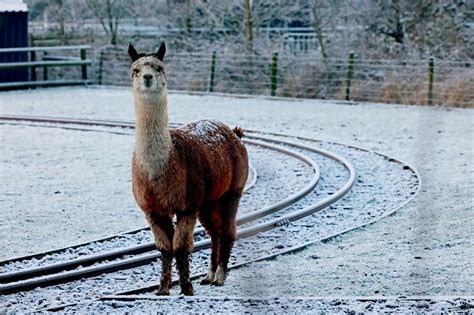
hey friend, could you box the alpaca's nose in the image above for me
[143,74,153,87]
[143,74,153,82]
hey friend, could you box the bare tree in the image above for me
[191,1,249,51]
[53,0,66,44]
[24,0,471,60]
[309,0,329,59]
[372,0,404,43]
[86,0,125,45]
[366,0,471,58]
[25,0,91,45]
[305,0,352,59]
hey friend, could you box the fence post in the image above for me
[270,52,278,96]
[208,50,216,92]
[29,34,36,82]
[80,48,87,81]
[43,51,48,81]
[427,56,434,106]
[98,48,105,85]
[30,50,36,82]
[345,51,354,101]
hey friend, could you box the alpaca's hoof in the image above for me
[200,277,212,285]
[200,270,215,285]
[180,282,194,296]
[210,266,226,286]
[210,279,225,286]
[156,286,170,296]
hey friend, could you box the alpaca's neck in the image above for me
[133,91,172,177]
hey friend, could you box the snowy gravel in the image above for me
[0,87,472,312]
[0,132,417,312]
[61,296,474,313]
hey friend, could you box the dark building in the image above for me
[0,0,28,83]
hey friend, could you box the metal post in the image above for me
[208,50,216,92]
[270,52,278,96]
[427,56,434,106]
[80,48,87,81]
[345,51,354,101]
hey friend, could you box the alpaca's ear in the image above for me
[128,43,139,62]
[155,41,166,61]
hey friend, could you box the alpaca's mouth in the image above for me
[144,81,153,88]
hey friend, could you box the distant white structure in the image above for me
[0,0,28,12]
[283,32,318,54]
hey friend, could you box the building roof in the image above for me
[0,0,28,12]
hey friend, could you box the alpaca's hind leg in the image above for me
[147,213,174,295]
[200,232,218,285]
[174,213,197,296]
[213,192,241,286]
[198,201,219,285]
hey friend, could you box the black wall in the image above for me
[0,11,28,83]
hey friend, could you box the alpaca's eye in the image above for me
[156,66,163,72]
[133,69,140,74]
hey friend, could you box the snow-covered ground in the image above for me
[63,295,474,313]
[0,87,472,311]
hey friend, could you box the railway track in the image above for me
[0,115,419,313]
[0,162,250,260]
[0,131,322,293]
[0,116,330,289]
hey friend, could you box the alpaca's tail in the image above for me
[233,126,245,139]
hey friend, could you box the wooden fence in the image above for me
[0,45,92,89]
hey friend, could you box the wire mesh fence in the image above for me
[69,46,473,107]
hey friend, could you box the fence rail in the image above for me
[0,45,92,89]
[0,45,91,53]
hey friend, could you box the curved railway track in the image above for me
[0,115,335,293]
[0,138,322,294]
[0,163,257,266]
[0,115,419,313]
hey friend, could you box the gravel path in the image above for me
[0,131,417,312]
[0,87,472,312]
[63,295,474,313]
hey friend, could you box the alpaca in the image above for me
[128,42,248,296]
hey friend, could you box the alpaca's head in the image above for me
[128,42,167,99]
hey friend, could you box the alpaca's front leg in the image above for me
[174,214,197,296]
[147,213,174,295]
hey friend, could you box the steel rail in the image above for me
[0,115,346,265]
[0,159,256,267]
[100,295,474,303]
[0,117,324,294]
[0,138,318,286]
[0,117,355,296]
[0,117,259,265]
